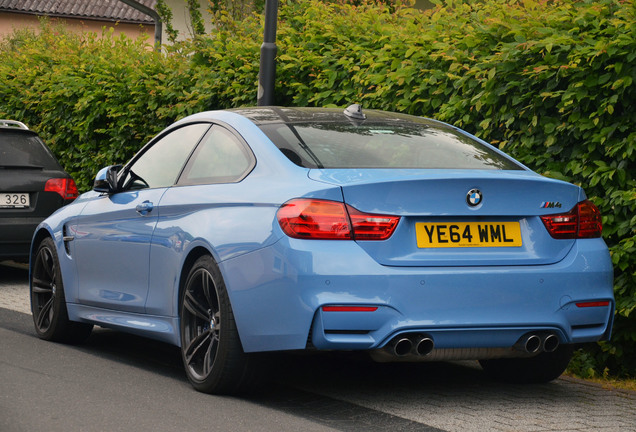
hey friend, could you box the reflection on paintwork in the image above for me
[99,290,138,303]
[85,313,173,333]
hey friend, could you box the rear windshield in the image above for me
[0,131,62,169]
[259,122,522,170]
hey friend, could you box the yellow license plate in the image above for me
[416,222,522,248]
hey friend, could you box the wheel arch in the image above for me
[30,227,55,265]
[176,246,216,320]
[175,246,253,353]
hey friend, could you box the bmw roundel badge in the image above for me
[467,189,482,207]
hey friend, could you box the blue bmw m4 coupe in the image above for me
[30,105,614,394]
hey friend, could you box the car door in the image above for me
[73,123,210,313]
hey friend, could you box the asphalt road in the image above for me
[2,262,635,432]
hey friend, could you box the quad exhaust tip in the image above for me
[517,334,542,354]
[515,332,560,354]
[392,338,413,356]
[390,334,434,357]
[385,331,558,360]
[416,336,435,356]
[542,333,560,353]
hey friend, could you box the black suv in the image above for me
[0,120,78,262]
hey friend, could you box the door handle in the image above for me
[136,200,154,215]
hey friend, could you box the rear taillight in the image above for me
[277,199,352,240]
[277,198,400,241]
[540,200,602,239]
[347,205,401,240]
[45,178,79,201]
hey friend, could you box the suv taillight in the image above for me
[277,198,400,241]
[45,178,79,201]
[540,200,602,239]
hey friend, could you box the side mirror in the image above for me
[93,165,122,194]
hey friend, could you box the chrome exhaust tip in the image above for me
[525,335,542,353]
[392,337,413,356]
[415,336,435,356]
[542,333,560,353]
[515,334,542,354]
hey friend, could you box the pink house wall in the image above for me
[0,11,153,41]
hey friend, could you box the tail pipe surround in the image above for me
[371,331,563,363]
[391,337,413,356]
[389,333,434,357]
[542,333,560,353]
[515,332,560,354]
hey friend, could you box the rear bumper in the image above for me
[221,237,614,355]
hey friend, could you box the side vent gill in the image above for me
[62,225,74,255]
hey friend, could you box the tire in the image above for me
[180,255,258,394]
[479,344,574,384]
[30,237,93,343]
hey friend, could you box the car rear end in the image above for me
[301,170,613,357]
[226,108,614,364]
[0,121,78,261]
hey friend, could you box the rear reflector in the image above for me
[45,178,79,201]
[277,198,399,240]
[576,301,610,308]
[322,306,379,312]
[540,200,602,239]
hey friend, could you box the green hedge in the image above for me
[0,0,634,376]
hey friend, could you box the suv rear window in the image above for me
[0,131,62,170]
[259,122,522,170]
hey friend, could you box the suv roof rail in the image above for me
[0,120,29,130]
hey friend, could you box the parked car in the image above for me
[29,106,614,394]
[0,120,78,262]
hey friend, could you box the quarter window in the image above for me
[179,126,253,185]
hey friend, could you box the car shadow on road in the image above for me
[78,326,496,392]
[76,327,186,380]
[52,322,573,401]
[0,261,29,279]
[7,311,586,431]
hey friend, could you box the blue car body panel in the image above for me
[224,236,613,352]
[30,107,614,357]
[73,188,168,312]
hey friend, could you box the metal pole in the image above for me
[118,0,162,50]
[257,0,279,106]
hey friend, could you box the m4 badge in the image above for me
[540,202,562,209]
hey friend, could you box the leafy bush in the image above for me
[0,23,196,187]
[0,0,634,376]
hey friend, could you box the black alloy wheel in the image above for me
[182,265,222,381]
[180,255,257,394]
[31,237,92,343]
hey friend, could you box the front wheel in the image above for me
[180,255,258,394]
[479,344,574,383]
[31,237,93,343]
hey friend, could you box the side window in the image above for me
[123,123,210,190]
[178,126,254,185]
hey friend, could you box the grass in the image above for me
[585,377,636,393]
[564,372,636,393]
